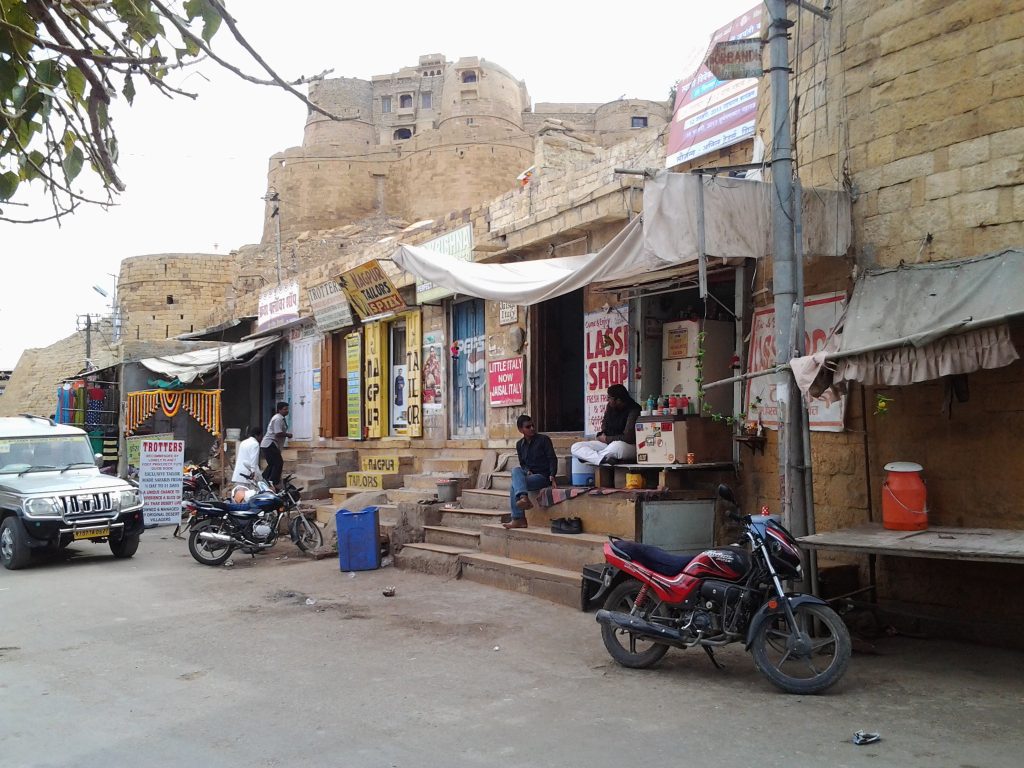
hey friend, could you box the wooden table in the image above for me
[799,524,1024,565]
[594,461,736,490]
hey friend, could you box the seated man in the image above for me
[503,414,558,530]
[571,384,642,466]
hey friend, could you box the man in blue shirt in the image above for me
[504,414,558,529]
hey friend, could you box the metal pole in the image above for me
[766,0,802,532]
[274,207,283,284]
[85,314,92,367]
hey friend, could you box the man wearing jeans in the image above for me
[503,414,558,530]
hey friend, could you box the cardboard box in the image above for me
[635,418,732,464]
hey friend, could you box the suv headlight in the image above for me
[119,489,142,509]
[25,497,60,517]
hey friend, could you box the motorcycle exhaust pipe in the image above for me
[596,609,685,646]
[198,531,237,545]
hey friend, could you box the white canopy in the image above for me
[138,336,279,384]
[390,172,851,305]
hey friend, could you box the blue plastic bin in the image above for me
[336,506,380,571]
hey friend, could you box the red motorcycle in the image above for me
[594,485,851,694]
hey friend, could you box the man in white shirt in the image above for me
[260,401,291,487]
[231,427,263,484]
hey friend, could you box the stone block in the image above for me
[950,189,1001,228]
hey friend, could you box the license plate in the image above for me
[73,527,109,540]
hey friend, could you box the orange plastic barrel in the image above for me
[881,461,928,531]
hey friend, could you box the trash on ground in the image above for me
[381,556,393,568]
[852,730,881,746]
[382,586,396,597]
[305,597,317,606]
[224,560,234,567]
[348,571,356,578]
[493,646,500,652]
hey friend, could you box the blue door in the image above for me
[453,299,486,438]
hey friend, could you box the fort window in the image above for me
[631,116,648,128]
[381,96,392,113]
[461,71,477,83]
[166,295,174,304]
[399,94,413,109]
[393,128,412,141]
[421,92,432,109]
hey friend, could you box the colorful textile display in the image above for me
[125,389,222,436]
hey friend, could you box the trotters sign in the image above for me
[138,439,185,526]
[584,307,630,436]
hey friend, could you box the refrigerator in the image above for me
[660,319,733,418]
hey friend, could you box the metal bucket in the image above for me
[436,479,460,503]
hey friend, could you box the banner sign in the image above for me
[257,279,300,332]
[138,439,185,525]
[665,5,762,168]
[405,311,423,437]
[746,291,847,432]
[488,357,525,407]
[583,306,630,436]
[415,225,474,303]
[126,432,173,470]
[422,331,445,412]
[499,302,519,325]
[308,280,354,333]
[345,333,363,440]
[339,260,407,319]
[363,321,386,438]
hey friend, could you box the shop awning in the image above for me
[175,316,255,341]
[390,171,850,305]
[137,336,279,384]
[790,249,1023,395]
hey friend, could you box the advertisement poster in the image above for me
[422,331,445,412]
[126,432,173,472]
[746,291,847,432]
[665,5,762,168]
[415,225,474,303]
[488,357,525,407]
[345,333,363,440]
[363,321,386,438]
[257,279,300,332]
[308,279,354,333]
[404,311,423,437]
[338,260,407,319]
[138,439,185,525]
[583,306,630,436]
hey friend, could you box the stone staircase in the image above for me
[282,445,358,500]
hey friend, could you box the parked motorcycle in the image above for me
[184,474,323,566]
[594,485,851,694]
[182,463,217,502]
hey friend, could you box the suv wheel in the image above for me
[109,533,140,559]
[1,517,32,570]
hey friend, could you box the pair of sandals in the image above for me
[551,516,583,535]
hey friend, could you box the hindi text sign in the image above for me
[257,280,300,332]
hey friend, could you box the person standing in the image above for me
[504,414,558,530]
[260,402,291,487]
[231,427,263,484]
[570,384,641,466]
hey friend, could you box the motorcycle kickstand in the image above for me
[702,645,725,670]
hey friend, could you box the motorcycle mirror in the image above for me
[717,484,737,506]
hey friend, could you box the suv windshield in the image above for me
[0,435,96,474]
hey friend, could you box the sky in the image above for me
[0,0,760,369]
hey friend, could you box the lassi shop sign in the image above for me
[257,279,300,331]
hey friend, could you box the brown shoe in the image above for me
[515,495,534,511]
[502,518,528,529]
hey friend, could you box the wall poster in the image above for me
[345,332,363,440]
[404,311,422,437]
[583,306,630,436]
[488,357,525,407]
[363,321,387,439]
[422,330,445,412]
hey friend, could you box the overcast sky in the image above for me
[0,0,759,369]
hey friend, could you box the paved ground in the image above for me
[2,532,1022,768]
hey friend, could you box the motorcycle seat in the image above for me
[195,500,255,514]
[612,538,694,577]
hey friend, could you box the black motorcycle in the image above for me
[184,475,323,566]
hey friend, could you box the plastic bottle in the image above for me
[646,395,656,413]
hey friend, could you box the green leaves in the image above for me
[122,73,136,105]
[184,0,223,43]
[0,170,19,201]
[62,145,84,181]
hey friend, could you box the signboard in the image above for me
[404,312,423,437]
[499,302,519,325]
[415,225,474,303]
[126,432,173,471]
[257,279,300,332]
[488,357,525,407]
[361,455,401,473]
[308,279,354,333]
[707,39,764,80]
[363,321,386,438]
[339,260,407,320]
[665,5,762,168]
[138,439,185,525]
[422,331,445,412]
[746,291,847,432]
[583,306,630,436]
[345,333,363,439]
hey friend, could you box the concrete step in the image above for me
[460,488,509,511]
[478,524,605,572]
[345,471,404,491]
[403,472,473,490]
[422,457,482,474]
[281,447,313,462]
[386,488,439,505]
[376,503,399,524]
[423,525,480,549]
[439,507,507,530]
[306,448,359,466]
[460,553,581,608]
[394,542,470,578]
[488,471,570,491]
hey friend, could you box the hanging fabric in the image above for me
[125,389,221,436]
